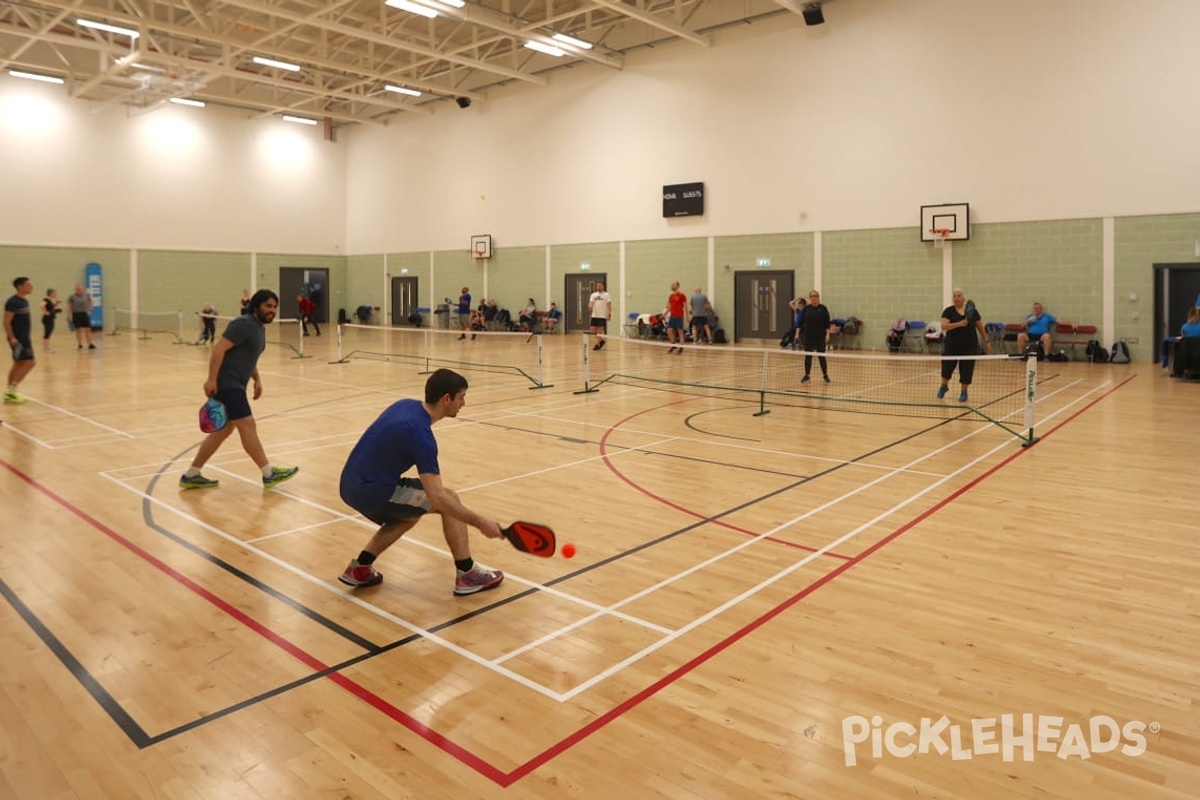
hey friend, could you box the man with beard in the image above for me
[179,289,299,490]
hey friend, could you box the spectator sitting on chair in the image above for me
[1016,302,1056,357]
[518,298,537,331]
[545,302,562,332]
[1182,306,1200,338]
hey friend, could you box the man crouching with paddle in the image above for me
[337,368,504,595]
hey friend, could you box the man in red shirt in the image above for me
[666,281,688,354]
[298,293,320,336]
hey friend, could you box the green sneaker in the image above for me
[4,391,26,404]
[179,473,219,489]
[263,465,299,488]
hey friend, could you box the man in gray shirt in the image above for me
[179,289,299,490]
[67,284,96,350]
[689,287,712,344]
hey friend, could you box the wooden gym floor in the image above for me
[0,327,1196,799]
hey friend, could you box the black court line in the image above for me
[0,379,1050,751]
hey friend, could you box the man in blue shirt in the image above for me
[4,277,36,404]
[456,287,472,340]
[1016,302,1056,357]
[338,368,505,595]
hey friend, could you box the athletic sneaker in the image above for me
[937,385,948,399]
[339,560,383,588]
[263,465,299,488]
[801,375,811,383]
[958,391,969,403]
[3,391,26,404]
[454,564,504,595]
[823,374,830,383]
[178,473,219,489]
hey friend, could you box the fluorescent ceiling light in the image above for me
[384,85,422,97]
[7,70,65,84]
[282,115,318,125]
[429,0,465,7]
[253,56,301,72]
[524,41,564,57]
[552,33,593,50]
[384,0,439,18]
[77,19,140,39]
[169,97,205,107]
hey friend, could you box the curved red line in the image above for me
[597,399,850,558]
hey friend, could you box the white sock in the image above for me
[261,464,275,478]
[185,467,202,478]
[7,383,16,392]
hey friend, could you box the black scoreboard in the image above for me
[663,182,704,217]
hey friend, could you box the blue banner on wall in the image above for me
[85,263,103,329]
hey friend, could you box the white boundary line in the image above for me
[90,372,1108,705]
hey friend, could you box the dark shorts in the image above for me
[213,387,253,421]
[11,339,34,361]
[356,478,432,525]
[667,315,684,330]
[72,312,91,330]
[801,340,827,353]
[590,317,608,331]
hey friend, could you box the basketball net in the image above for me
[930,229,950,248]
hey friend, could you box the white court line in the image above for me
[99,471,567,701]
[102,460,673,665]
[554,376,1111,699]
[23,397,134,439]
[0,421,53,448]
[93,373,1102,703]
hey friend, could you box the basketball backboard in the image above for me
[920,203,970,242]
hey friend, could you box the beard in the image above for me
[253,308,276,324]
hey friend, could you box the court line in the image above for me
[500,375,1131,783]
[112,462,675,654]
[535,375,1105,696]
[20,397,135,438]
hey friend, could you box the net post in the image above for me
[1021,353,1039,446]
[752,350,771,416]
[290,318,310,359]
[177,310,184,344]
[574,332,600,394]
[330,323,350,364]
[528,333,552,389]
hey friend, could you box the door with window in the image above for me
[390,276,419,325]
[733,270,794,343]
[563,273,608,333]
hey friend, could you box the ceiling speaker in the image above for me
[802,4,825,25]
[455,96,471,109]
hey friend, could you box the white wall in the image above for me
[2,0,1197,256]
[0,86,346,253]
[345,0,1200,254]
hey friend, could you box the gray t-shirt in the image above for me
[689,292,709,318]
[67,293,91,314]
[217,313,266,390]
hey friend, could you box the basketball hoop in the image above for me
[929,228,951,248]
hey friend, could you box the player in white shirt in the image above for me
[588,282,612,350]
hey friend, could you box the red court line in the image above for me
[0,460,507,785]
[0,376,1126,786]
[598,400,852,558]
[506,372,1134,779]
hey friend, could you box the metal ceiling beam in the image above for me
[586,0,710,47]
[214,0,549,85]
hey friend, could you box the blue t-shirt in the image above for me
[1182,321,1200,338]
[340,398,440,512]
[5,295,31,341]
[457,293,471,316]
[217,313,266,390]
[1025,312,1056,337]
